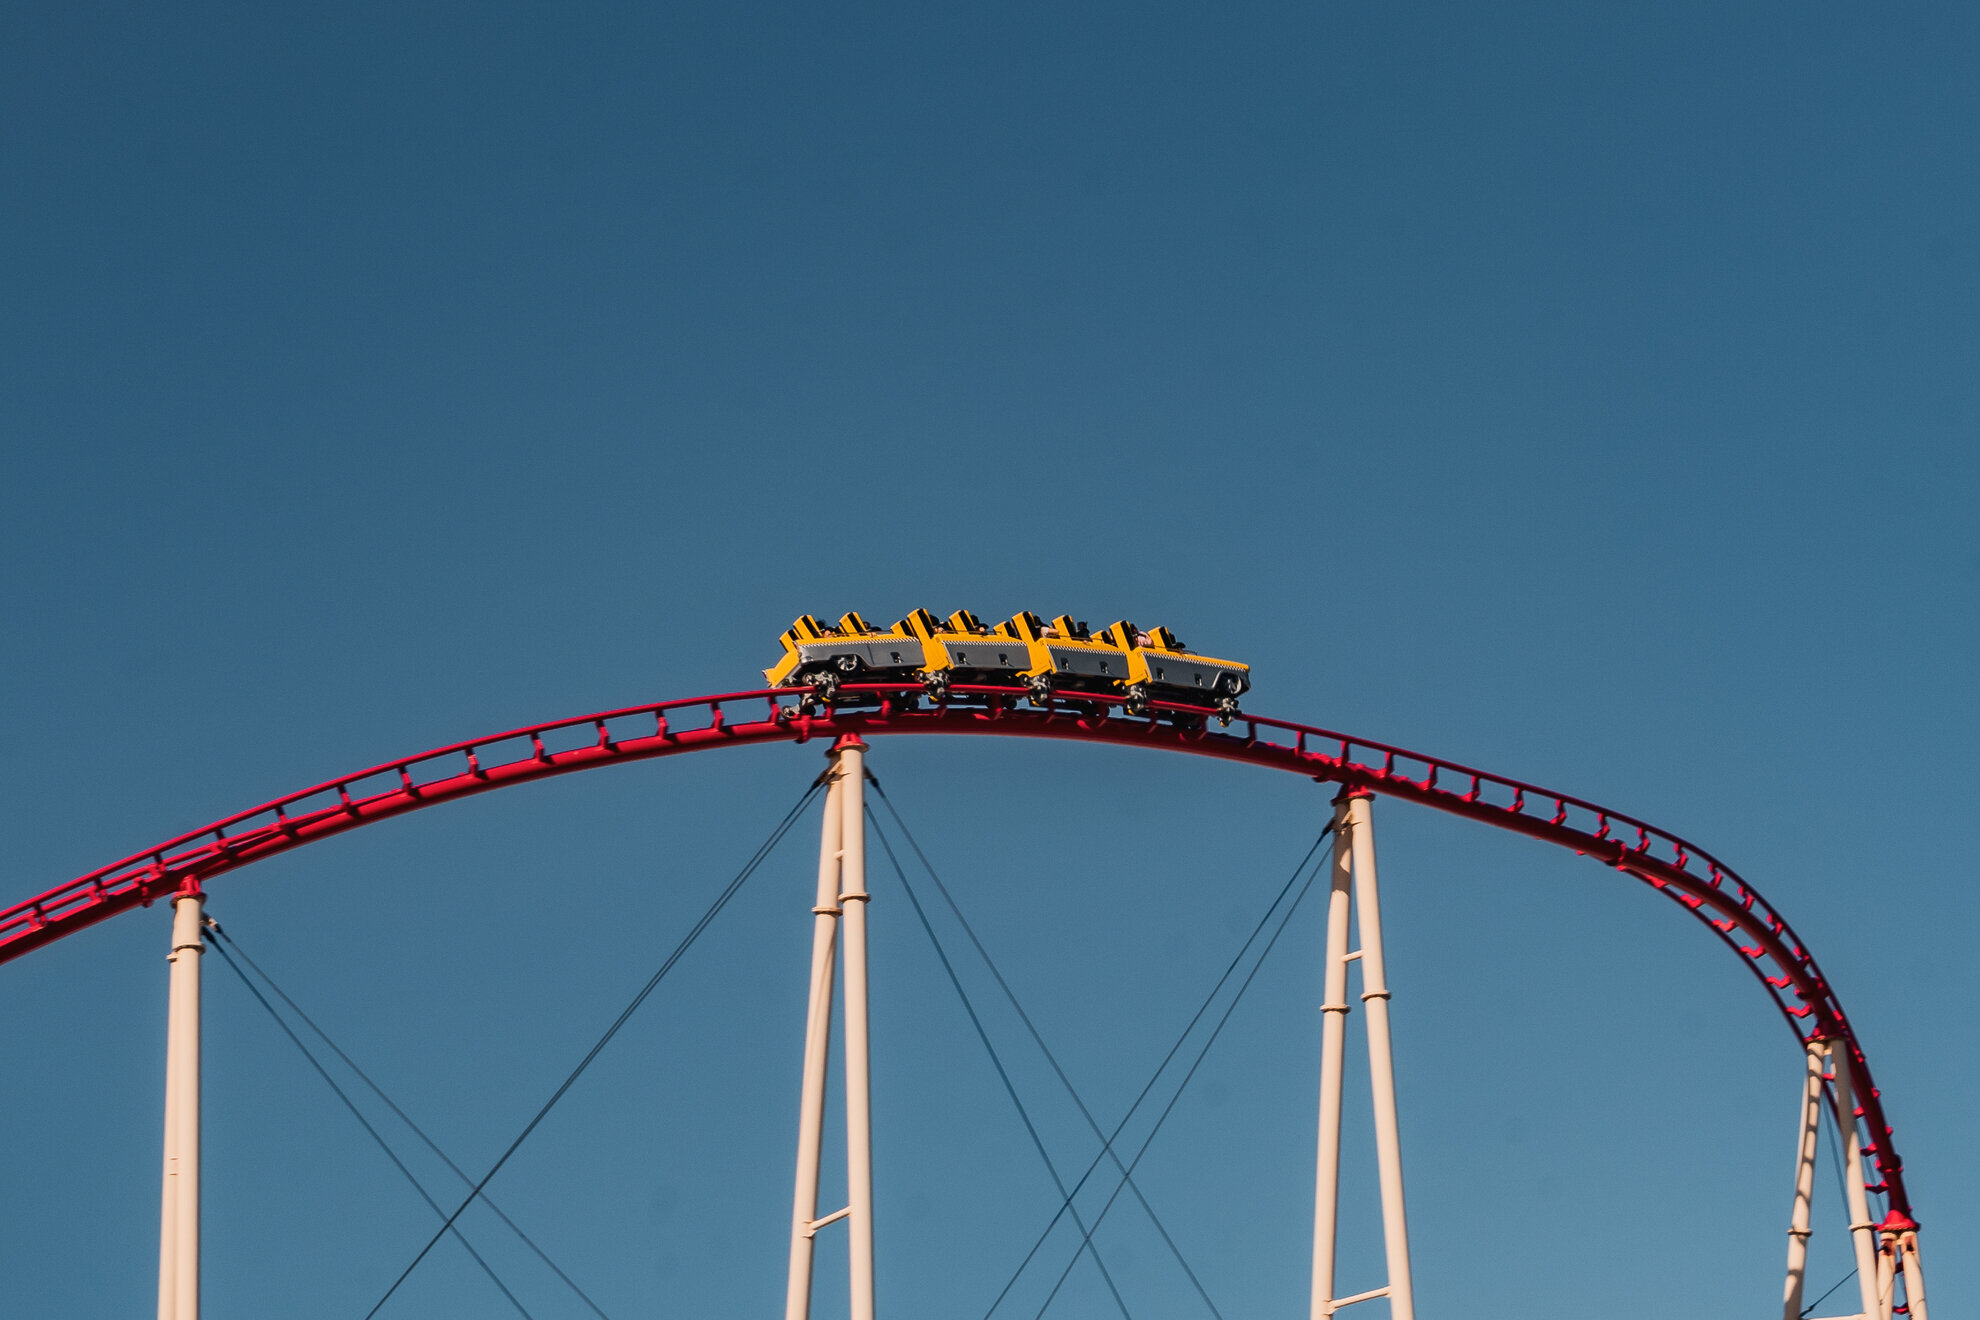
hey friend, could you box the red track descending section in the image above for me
[0,683,1911,1223]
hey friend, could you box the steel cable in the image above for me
[1028,841,1327,1317]
[970,822,1335,1320]
[208,922,610,1318]
[1800,1267,1859,1319]
[869,783,1219,1317]
[359,779,822,1319]
[866,807,1136,1320]
[207,930,538,1318]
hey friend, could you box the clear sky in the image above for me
[3,3,1975,1318]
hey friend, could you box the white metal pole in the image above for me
[158,1011,179,1320]
[1876,1232,1897,1320]
[1344,791,1415,1320]
[1309,799,1356,1320]
[837,737,877,1320]
[1828,1047,1882,1320]
[785,772,845,1320]
[1782,1038,1826,1320]
[157,890,204,1320]
[1899,1230,1928,1320]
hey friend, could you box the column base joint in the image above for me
[1321,1284,1391,1314]
[803,1206,851,1239]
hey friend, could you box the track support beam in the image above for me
[839,737,877,1320]
[785,768,843,1320]
[784,736,877,1320]
[1896,1226,1928,1320]
[157,889,204,1320]
[1309,796,1355,1317]
[1783,1039,1931,1320]
[1782,1038,1825,1320]
[1828,1046,1883,1320]
[1310,790,1415,1320]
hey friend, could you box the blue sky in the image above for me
[2,3,1975,1317]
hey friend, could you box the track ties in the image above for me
[0,680,1911,1221]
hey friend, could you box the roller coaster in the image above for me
[765,610,1251,715]
[0,622,1928,1320]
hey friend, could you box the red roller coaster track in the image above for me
[0,683,1913,1229]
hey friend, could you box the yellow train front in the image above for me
[998,613,1248,715]
[1092,621,1251,715]
[764,609,1250,717]
[762,613,926,699]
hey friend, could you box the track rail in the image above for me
[0,682,1911,1223]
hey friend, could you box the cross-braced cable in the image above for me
[975,824,1333,1319]
[209,921,611,1318]
[867,806,1137,1320]
[1029,846,1325,1315]
[208,929,540,1319]
[871,783,1227,1316]
[359,779,822,1318]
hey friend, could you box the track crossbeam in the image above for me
[0,681,1916,1228]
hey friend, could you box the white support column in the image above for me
[837,737,877,1320]
[1343,791,1415,1320]
[157,890,204,1320]
[785,772,844,1320]
[1309,800,1356,1320]
[1782,1038,1826,1320]
[1828,1047,1882,1320]
[1899,1230,1928,1320]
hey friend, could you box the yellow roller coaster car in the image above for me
[1090,621,1251,714]
[762,612,925,695]
[898,609,1031,699]
[1000,612,1138,702]
[763,610,1251,716]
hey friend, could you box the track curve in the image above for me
[0,683,1912,1223]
